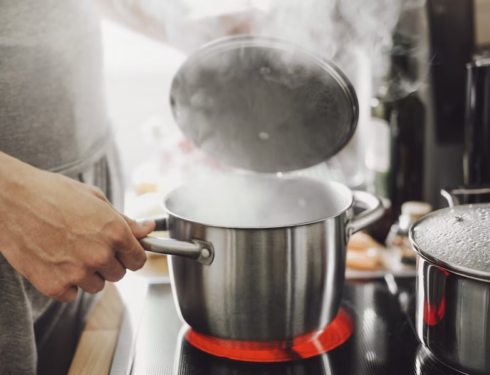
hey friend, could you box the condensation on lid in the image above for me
[410,204,490,280]
[170,36,358,173]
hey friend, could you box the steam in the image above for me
[260,0,403,85]
[165,175,351,227]
[136,0,411,91]
[119,0,420,223]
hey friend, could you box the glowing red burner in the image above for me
[185,308,353,362]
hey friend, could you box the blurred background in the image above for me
[102,19,184,217]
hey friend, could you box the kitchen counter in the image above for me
[68,254,169,375]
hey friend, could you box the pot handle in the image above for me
[138,217,215,266]
[441,185,490,207]
[346,191,384,237]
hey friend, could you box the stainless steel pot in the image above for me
[136,35,382,343]
[410,196,490,375]
[413,255,490,375]
[140,175,383,342]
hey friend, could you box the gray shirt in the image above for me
[0,1,116,374]
[0,0,111,173]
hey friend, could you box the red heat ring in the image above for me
[185,308,354,362]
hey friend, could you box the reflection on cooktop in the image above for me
[128,280,464,375]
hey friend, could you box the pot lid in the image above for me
[170,36,359,173]
[410,204,490,281]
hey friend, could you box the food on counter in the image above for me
[346,247,385,271]
[348,232,383,252]
[347,232,386,271]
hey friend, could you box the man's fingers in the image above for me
[122,215,155,239]
[89,187,154,242]
[98,261,126,282]
[78,273,106,295]
[116,236,147,272]
[100,214,148,272]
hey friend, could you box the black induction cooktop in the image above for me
[119,278,464,375]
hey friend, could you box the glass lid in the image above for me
[410,204,490,281]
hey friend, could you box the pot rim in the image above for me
[409,203,490,283]
[414,250,490,283]
[160,178,354,230]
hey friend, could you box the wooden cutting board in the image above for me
[68,245,169,374]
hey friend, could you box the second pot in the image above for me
[410,201,490,374]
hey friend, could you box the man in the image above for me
[0,1,258,374]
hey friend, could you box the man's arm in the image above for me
[0,152,153,302]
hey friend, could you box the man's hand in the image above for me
[0,152,154,302]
